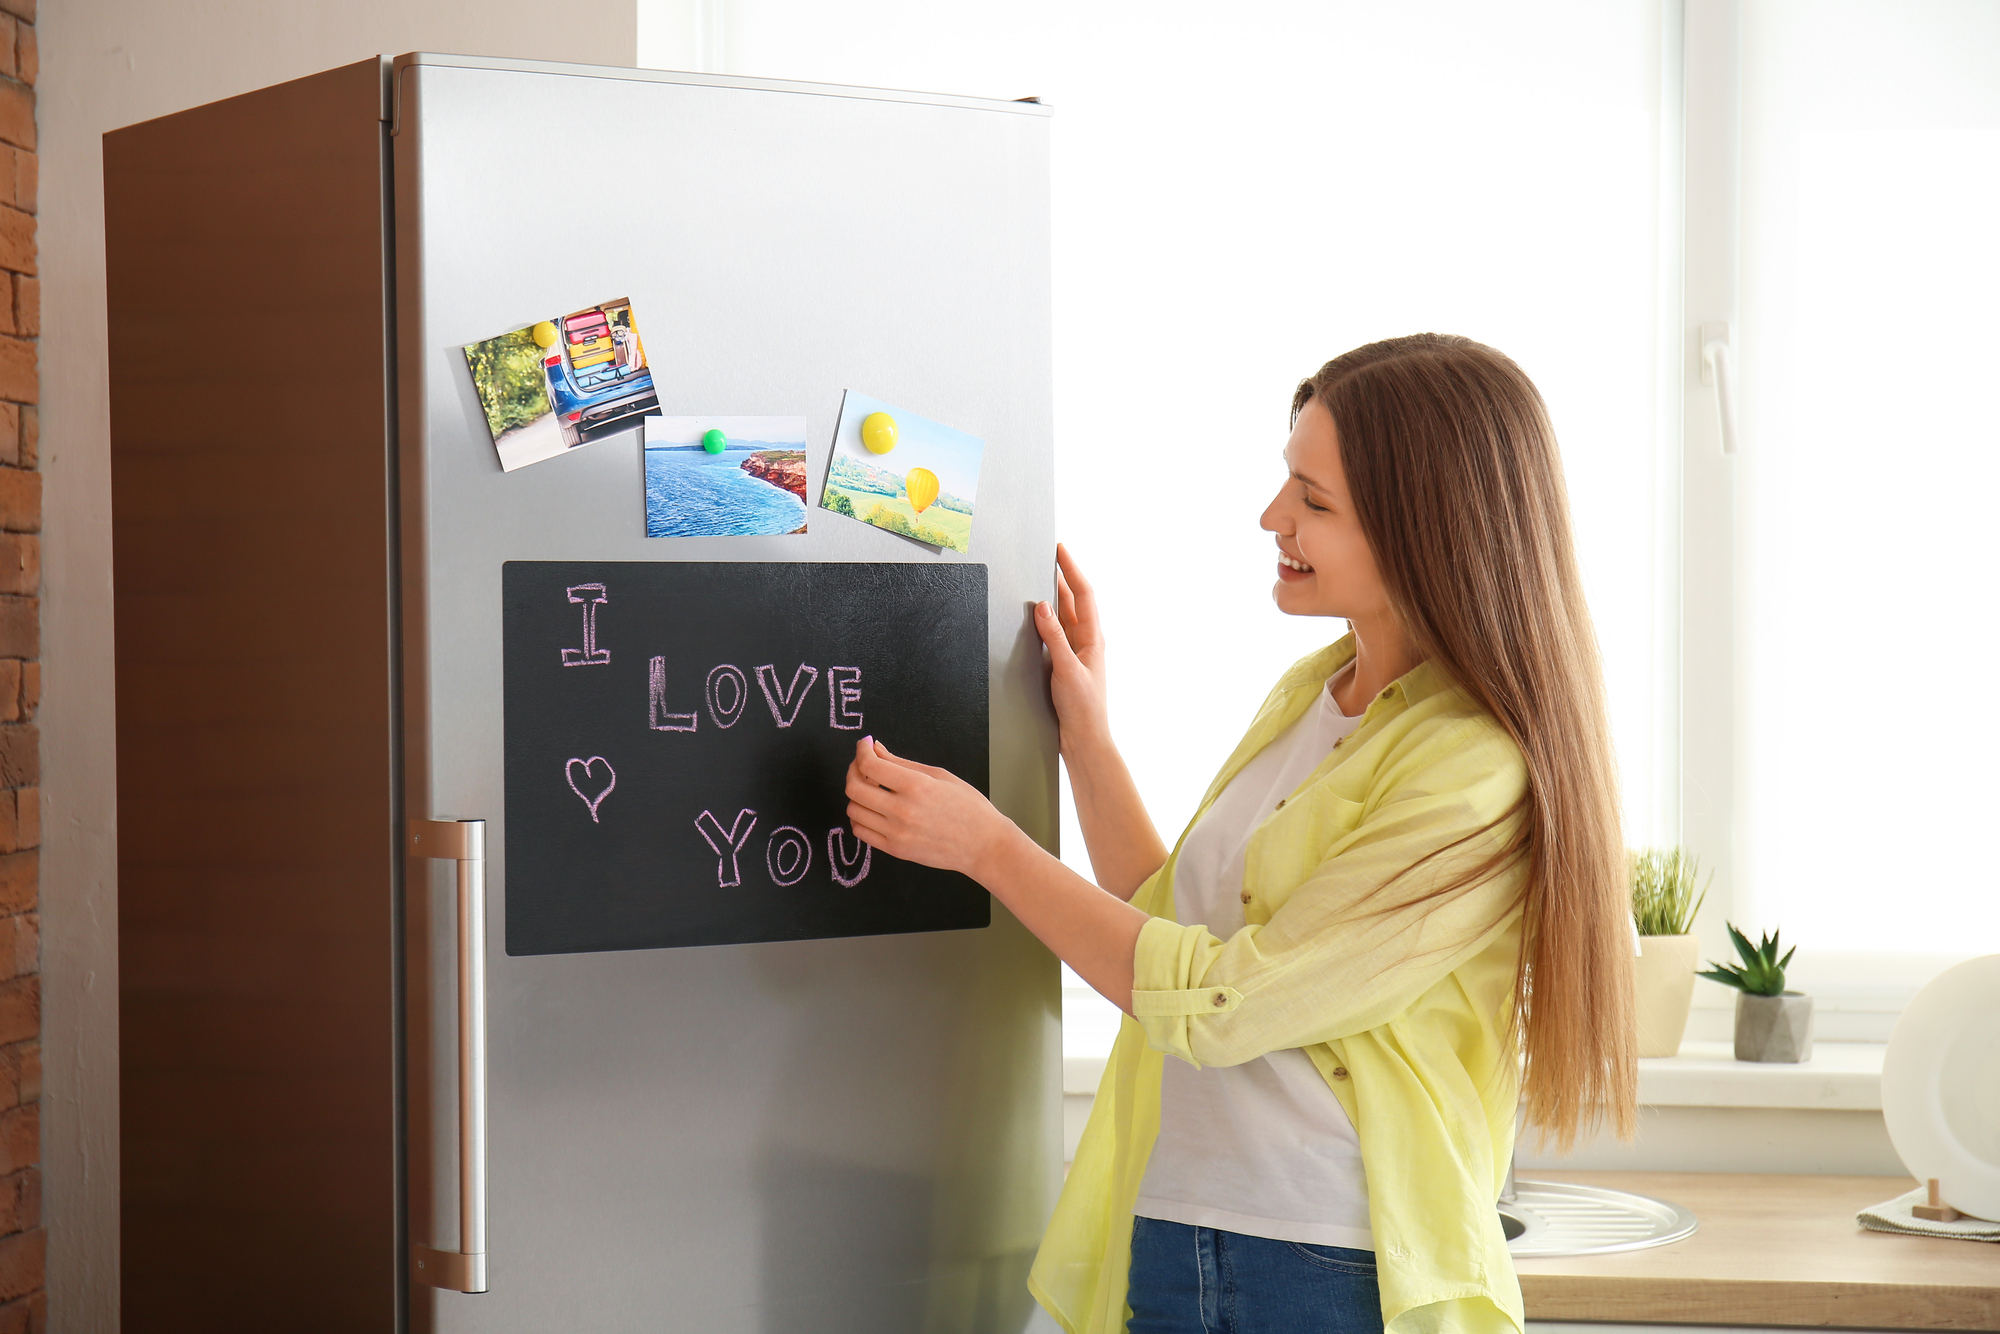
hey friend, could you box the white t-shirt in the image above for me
[1133,679,1374,1249]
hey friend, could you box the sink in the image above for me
[1500,1179,1698,1257]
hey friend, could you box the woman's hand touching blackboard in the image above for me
[845,737,1009,877]
[845,733,1149,1015]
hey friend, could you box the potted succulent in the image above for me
[1699,924,1813,1063]
[1630,848,1709,1057]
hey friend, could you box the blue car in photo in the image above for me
[544,301,659,447]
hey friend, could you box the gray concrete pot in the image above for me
[1734,991,1813,1062]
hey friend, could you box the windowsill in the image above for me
[1061,1038,1886,1110]
[1636,1039,1883,1111]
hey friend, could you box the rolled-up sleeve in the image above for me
[1131,725,1529,1067]
[1131,916,1244,1062]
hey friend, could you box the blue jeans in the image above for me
[1126,1216,1383,1334]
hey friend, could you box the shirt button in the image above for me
[1275,798,1287,809]
[1211,992,1229,1008]
[1331,1066,1349,1080]
[1239,891,1252,903]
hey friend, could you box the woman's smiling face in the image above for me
[1260,396,1393,622]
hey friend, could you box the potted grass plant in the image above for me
[1630,848,1709,1057]
[1699,924,1813,1063]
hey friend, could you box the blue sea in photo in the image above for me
[645,446,807,538]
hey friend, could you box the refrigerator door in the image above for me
[107,58,405,1332]
[394,56,1059,1333]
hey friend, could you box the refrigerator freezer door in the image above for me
[394,58,1060,1333]
[107,58,405,1332]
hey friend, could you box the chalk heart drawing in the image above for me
[565,756,618,823]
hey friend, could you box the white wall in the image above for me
[39,8,634,1328]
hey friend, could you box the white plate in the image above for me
[1882,954,2000,1221]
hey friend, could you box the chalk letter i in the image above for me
[561,584,611,666]
[696,808,758,888]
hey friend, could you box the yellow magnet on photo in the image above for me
[905,467,939,514]
[530,320,559,349]
[861,412,899,455]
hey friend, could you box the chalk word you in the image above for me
[695,808,873,890]
[555,582,873,889]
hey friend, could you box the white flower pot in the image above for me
[1633,933,1701,1058]
[1735,991,1813,1063]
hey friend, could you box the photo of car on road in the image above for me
[464,296,660,471]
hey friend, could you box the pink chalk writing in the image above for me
[706,664,749,729]
[695,808,758,887]
[565,756,618,822]
[649,655,698,731]
[755,664,821,728]
[827,666,864,730]
[765,826,814,886]
[562,584,610,666]
[827,826,873,887]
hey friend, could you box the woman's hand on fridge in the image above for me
[1036,542,1169,901]
[845,737,1016,880]
[1037,544,1113,755]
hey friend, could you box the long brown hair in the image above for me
[1293,333,1636,1149]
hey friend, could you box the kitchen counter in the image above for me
[1516,1171,1999,1330]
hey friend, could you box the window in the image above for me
[636,0,1997,1045]
[1683,0,2000,1033]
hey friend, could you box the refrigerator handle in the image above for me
[409,818,489,1295]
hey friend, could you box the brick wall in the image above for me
[0,0,35,1328]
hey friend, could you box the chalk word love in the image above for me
[694,807,873,889]
[649,657,863,733]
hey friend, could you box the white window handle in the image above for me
[1700,321,1739,456]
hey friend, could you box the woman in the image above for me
[844,334,1636,1334]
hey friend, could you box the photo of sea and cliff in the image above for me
[643,416,809,538]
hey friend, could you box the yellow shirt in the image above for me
[1029,637,1531,1334]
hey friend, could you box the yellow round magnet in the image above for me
[860,412,898,455]
[529,320,559,349]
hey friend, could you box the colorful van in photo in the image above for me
[544,297,659,448]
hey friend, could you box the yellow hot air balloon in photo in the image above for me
[861,411,899,455]
[905,467,940,515]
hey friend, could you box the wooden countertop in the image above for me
[1516,1172,1999,1330]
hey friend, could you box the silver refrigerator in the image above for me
[107,54,1060,1333]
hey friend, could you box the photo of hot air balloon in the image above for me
[818,390,984,553]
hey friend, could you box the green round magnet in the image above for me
[702,428,728,454]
